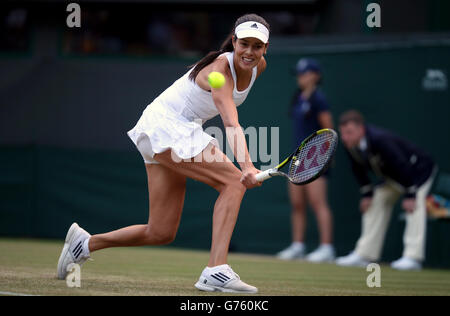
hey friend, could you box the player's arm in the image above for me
[256,56,267,78]
[209,58,260,188]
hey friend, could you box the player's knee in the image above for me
[215,172,246,196]
[226,177,246,196]
[144,225,177,245]
[153,231,176,245]
[234,178,247,194]
[159,233,176,245]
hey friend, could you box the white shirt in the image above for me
[147,51,257,123]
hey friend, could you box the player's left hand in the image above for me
[402,198,416,213]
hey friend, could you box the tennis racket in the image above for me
[255,128,338,185]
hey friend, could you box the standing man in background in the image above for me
[336,110,437,270]
[277,58,336,263]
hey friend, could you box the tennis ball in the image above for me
[208,71,226,89]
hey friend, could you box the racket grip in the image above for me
[255,169,274,182]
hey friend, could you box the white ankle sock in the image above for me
[292,242,305,249]
[82,237,91,257]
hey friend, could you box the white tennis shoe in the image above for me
[194,264,258,293]
[306,244,335,263]
[57,222,91,280]
[391,257,422,271]
[335,251,370,268]
[276,243,305,260]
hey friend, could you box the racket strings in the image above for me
[288,132,337,184]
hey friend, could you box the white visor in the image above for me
[235,21,269,44]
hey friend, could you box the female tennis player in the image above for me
[57,14,270,293]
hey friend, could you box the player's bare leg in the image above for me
[57,163,187,279]
[151,143,256,293]
[151,143,246,267]
[88,164,187,251]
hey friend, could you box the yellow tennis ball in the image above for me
[208,71,226,89]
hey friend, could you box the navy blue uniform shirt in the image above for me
[290,89,330,146]
[346,124,436,199]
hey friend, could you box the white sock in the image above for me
[292,242,305,249]
[205,264,228,271]
[82,237,91,257]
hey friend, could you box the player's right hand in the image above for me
[240,167,262,189]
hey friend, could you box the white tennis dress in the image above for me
[127,52,257,164]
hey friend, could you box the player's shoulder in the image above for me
[213,54,233,80]
[256,56,267,78]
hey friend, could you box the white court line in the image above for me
[0,291,40,296]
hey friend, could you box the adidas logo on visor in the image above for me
[235,21,269,43]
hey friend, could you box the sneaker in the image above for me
[57,223,91,280]
[391,257,422,271]
[335,251,370,268]
[276,243,305,260]
[194,264,258,293]
[306,245,335,263]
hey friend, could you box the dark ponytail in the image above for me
[188,33,234,81]
[188,13,270,81]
